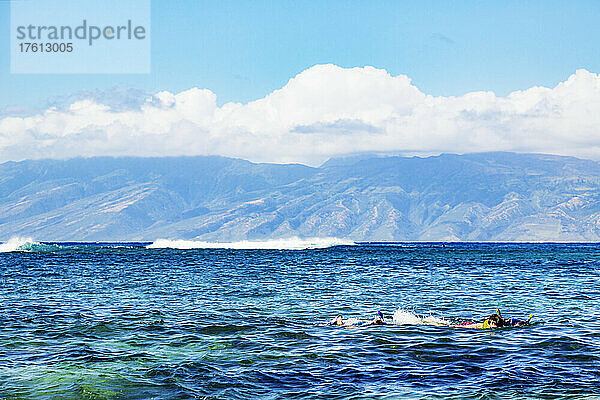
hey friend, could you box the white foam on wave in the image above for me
[392,308,450,326]
[147,237,355,250]
[0,236,37,252]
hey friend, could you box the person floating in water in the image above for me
[328,311,386,327]
[328,309,532,329]
[455,309,533,329]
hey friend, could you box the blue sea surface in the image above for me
[0,242,599,399]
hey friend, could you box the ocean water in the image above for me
[0,240,599,399]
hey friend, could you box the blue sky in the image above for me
[1,0,599,110]
[2,0,600,165]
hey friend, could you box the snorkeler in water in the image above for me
[371,311,385,325]
[328,311,386,327]
[455,309,533,329]
[457,312,504,329]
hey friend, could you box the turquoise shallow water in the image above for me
[0,242,599,399]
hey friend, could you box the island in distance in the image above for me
[2,152,600,242]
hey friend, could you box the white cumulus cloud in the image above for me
[2,64,600,165]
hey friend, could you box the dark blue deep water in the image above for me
[1,242,599,399]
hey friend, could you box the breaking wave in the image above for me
[147,237,355,250]
[0,237,38,252]
[0,237,63,253]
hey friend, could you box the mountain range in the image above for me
[2,152,600,242]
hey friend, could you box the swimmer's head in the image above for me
[335,316,344,326]
[488,313,504,328]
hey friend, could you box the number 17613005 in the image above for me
[19,42,73,52]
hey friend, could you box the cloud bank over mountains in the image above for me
[1,65,600,165]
